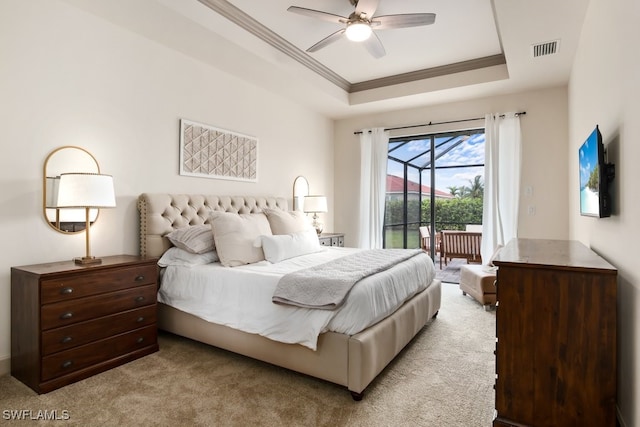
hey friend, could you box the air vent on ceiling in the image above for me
[531,40,560,58]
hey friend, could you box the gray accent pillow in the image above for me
[158,247,218,267]
[166,224,215,254]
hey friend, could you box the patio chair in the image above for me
[419,226,441,257]
[439,230,482,268]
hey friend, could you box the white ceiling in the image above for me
[226,0,503,83]
[68,0,590,119]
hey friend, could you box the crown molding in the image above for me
[198,1,505,95]
[197,0,350,91]
[349,54,507,93]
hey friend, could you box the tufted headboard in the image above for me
[137,194,288,258]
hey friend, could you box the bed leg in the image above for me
[350,391,364,401]
[432,310,439,319]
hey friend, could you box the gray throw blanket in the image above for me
[272,249,423,310]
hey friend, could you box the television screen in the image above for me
[578,127,601,217]
[579,125,614,217]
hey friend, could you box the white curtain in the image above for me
[481,113,522,262]
[357,128,390,249]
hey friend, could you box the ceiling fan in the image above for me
[287,0,436,58]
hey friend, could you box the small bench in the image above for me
[458,244,503,310]
[459,264,497,310]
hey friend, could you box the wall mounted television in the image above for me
[578,125,615,218]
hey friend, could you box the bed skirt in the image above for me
[157,277,441,397]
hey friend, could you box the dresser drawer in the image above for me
[318,233,345,247]
[41,325,157,381]
[41,284,156,330]
[41,264,157,304]
[42,305,157,356]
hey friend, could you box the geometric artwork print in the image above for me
[179,119,258,182]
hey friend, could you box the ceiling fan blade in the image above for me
[287,6,346,24]
[363,31,385,59]
[354,0,379,19]
[373,13,436,30]
[307,29,346,53]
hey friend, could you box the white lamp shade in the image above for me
[345,22,372,42]
[46,176,99,222]
[56,173,116,208]
[303,195,327,213]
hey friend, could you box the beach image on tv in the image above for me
[579,131,599,216]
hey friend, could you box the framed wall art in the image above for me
[179,119,258,182]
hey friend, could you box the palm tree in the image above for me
[466,175,484,199]
[448,185,461,198]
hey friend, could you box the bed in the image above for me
[137,193,441,399]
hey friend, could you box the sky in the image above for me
[387,132,485,194]
[578,128,598,189]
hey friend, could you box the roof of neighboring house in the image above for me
[386,175,453,199]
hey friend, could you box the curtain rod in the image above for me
[353,111,527,135]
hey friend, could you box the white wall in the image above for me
[0,0,334,372]
[6,1,634,422]
[568,0,640,425]
[334,86,569,247]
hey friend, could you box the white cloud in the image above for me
[388,132,486,191]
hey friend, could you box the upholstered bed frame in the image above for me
[137,193,442,399]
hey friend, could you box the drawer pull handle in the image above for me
[136,337,145,344]
[135,275,145,282]
[61,336,73,344]
[60,312,73,320]
[136,316,145,323]
[135,296,145,303]
[60,287,73,295]
[61,360,73,369]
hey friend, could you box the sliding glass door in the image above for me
[383,129,486,258]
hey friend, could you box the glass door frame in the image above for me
[384,128,485,259]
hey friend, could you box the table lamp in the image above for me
[303,195,327,235]
[55,172,116,265]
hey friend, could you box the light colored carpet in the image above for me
[0,283,496,426]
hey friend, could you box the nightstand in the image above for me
[11,255,159,394]
[318,233,345,247]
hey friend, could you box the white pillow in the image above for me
[255,230,323,263]
[157,247,218,267]
[166,224,215,254]
[210,212,272,267]
[262,209,312,235]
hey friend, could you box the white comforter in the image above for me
[158,247,435,350]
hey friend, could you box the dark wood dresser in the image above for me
[492,239,617,426]
[11,255,159,394]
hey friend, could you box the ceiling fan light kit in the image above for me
[345,21,372,41]
[288,0,436,58]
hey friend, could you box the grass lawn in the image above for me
[385,228,420,249]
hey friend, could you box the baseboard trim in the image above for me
[0,355,10,376]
